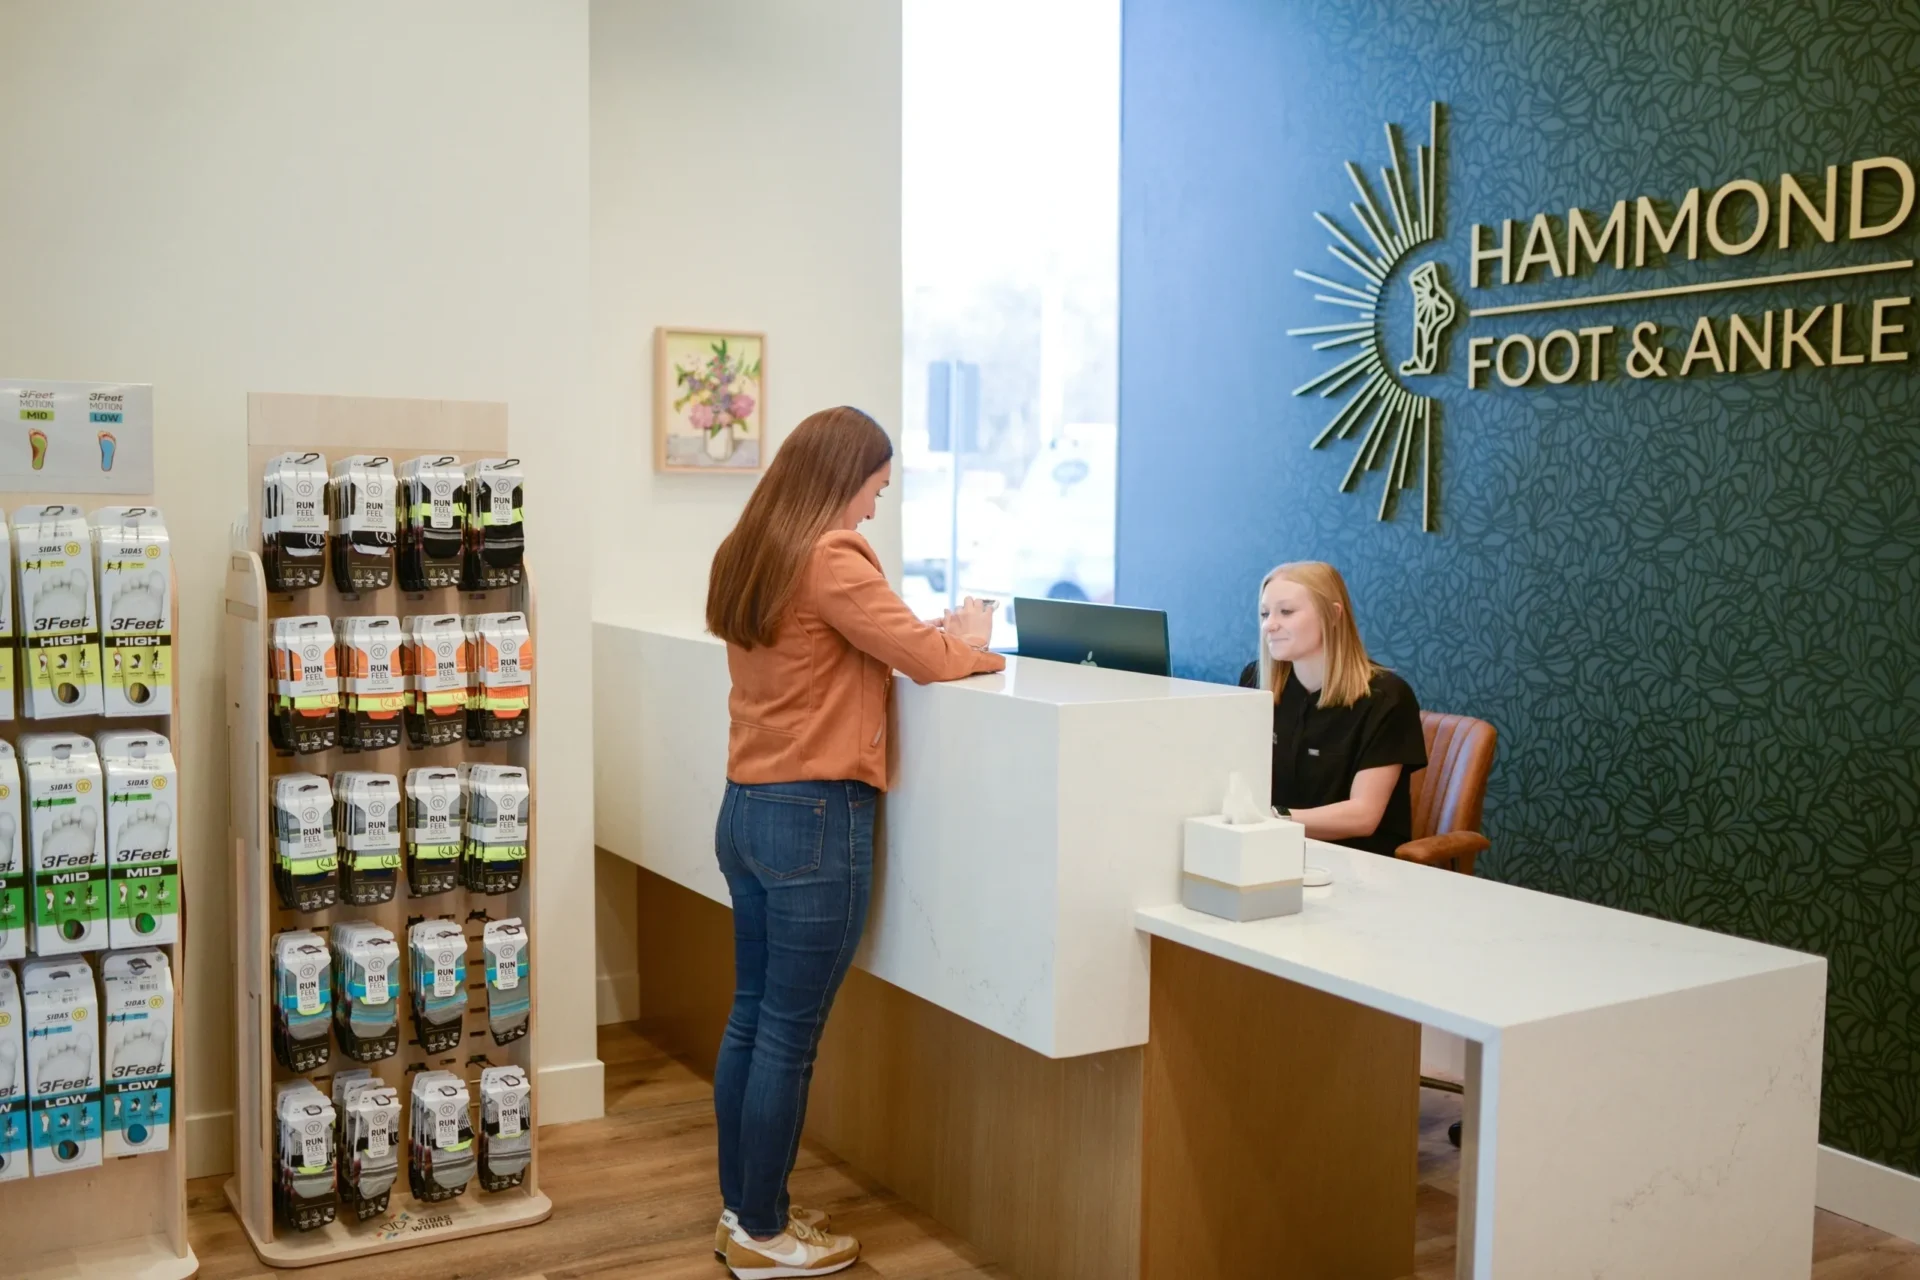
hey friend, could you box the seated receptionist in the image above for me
[1237,561,1427,855]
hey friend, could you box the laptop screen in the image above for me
[1011,598,1171,677]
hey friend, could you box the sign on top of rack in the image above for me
[0,380,154,493]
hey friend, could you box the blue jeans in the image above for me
[713,778,876,1236]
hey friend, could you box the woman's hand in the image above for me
[940,597,997,650]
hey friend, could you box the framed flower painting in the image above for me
[654,327,766,473]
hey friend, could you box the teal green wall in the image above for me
[1120,1,1920,1171]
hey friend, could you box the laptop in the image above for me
[1012,598,1171,677]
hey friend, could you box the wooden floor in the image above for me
[188,1023,1920,1280]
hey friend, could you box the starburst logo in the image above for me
[1290,103,1457,532]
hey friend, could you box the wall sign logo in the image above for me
[1289,104,1456,531]
[1291,102,1915,532]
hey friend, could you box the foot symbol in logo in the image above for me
[1399,262,1459,377]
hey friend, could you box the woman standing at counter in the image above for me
[1239,561,1427,855]
[704,406,1003,1279]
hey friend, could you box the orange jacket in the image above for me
[724,530,1005,789]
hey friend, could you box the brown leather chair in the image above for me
[1395,712,1496,875]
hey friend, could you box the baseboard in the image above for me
[537,1057,607,1125]
[1818,1144,1920,1244]
[597,970,640,1025]
[187,1108,235,1179]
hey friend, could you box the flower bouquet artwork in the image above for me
[654,328,766,472]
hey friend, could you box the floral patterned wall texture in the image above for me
[1119,0,1920,1171]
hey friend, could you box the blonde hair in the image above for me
[1256,561,1380,708]
[706,407,894,649]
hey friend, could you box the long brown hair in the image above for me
[1256,561,1380,708]
[706,406,894,648]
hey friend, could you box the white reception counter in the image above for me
[594,622,1269,1057]
[594,620,1827,1280]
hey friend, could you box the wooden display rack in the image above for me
[222,393,548,1267]
[4,501,194,1280]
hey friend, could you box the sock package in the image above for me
[270,617,340,755]
[263,452,329,592]
[461,458,524,591]
[336,616,405,752]
[462,765,528,894]
[407,919,467,1055]
[332,1069,400,1219]
[464,613,533,743]
[272,773,339,913]
[397,455,465,591]
[272,930,332,1074]
[477,1064,531,1191]
[482,917,530,1046]
[403,767,463,898]
[274,1079,337,1231]
[329,455,397,593]
[403,614,468,748]
[408,1069,475,1203]
[330,920,398,1062]
[333,772,400,906]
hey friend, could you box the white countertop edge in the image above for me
[1134,902,1824,1039]
[1135,905,1506,1042]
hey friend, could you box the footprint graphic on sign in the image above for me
[33,1027,94,1098]
[42,806,98,864]
[98,433,116,472]
[109,570,166,626]
[118,803,173,864]
[32,570,91,627]
[28,431,46,472]
[113,1016,171,1075]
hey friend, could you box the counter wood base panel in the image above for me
[808,965,1142,1280]
[635,864,1140,1280]
[633,866,1418,1280]
[1143,935,1420,1280]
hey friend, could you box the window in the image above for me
[900,0,1120,647]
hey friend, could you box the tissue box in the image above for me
[1182,814,1305,922]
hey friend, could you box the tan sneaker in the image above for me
[724,1219,859,1278]
[714,1207,831,1259]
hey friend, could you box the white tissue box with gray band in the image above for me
[1182,773,1306,921]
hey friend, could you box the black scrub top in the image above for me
[1237,663,1428,856]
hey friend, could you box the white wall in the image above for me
[0,1,601,1175]
[589,0,904,630]
[588,0,904,1011]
